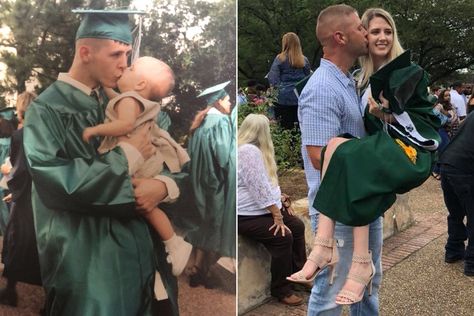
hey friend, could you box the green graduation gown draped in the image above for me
[23,81,178,316]
[314,59,441,226]
[186,110,236,258]
[0,137,11,234]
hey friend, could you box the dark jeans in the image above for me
[433,127,450,174]
[440,165,474,265]
[238,209,306,299]
[274,104,299,130]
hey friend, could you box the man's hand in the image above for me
[132,178,168,214]
[119,121,155,160]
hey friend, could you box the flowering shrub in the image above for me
[238,87,302,174]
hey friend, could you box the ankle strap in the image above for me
[352,251,372,263]
[313,236,334,248]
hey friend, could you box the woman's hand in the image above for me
[368,92,393,122]
[269,213,291,237]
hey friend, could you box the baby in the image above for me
[83,56,192,276]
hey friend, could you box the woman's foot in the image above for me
[336,252,375,305]
[287,237,339,284]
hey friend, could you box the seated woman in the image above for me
[238,113,306,306]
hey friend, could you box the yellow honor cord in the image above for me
[395,138,417,164]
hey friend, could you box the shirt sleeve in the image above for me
[298,81,342,147]
[267,57,281,86]
[238,144,278,209]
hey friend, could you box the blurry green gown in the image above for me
[0,137,11,234]
[23,81,178,316]
[187,108,236,258]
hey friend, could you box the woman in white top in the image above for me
[238,113,306,306]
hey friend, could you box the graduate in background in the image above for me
[0,92,42,308]
[186,82,236,288]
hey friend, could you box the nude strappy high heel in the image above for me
[335,251,375,305]
[286,236,339,285]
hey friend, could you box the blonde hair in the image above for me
[238,114,278,186]
[357,8,405,89]
[277,32,305,68]
[16,91,37,121]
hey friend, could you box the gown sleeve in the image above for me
[23,101,136,218]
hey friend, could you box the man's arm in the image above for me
[24,102,154,218]
[306,145,323,170]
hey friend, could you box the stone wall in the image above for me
[238,193,414,314]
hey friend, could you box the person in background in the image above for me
[450,81,467,121]
[438,110,474,276]
[0,91,42,308]
[238,113,306,306]
[268,32,311,130]
[186,81,236,289]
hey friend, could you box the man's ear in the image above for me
[333,31,346,45]
[79,45,92,63]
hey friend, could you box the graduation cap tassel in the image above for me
[131,15,143,63]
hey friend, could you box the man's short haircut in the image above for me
[452,81,463,89]
[316,4,357,45]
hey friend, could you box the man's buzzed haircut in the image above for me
[316,4,357,45]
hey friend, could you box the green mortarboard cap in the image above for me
[0,107,16,120]
[73,9,145,44]
[197,81,231,105]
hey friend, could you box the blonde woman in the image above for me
[238,114,306,306]
[288,8,440,307]
[268,32,311,129]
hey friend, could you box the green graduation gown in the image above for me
[314,61,441,226]
[0,137,11,234]
[23,81,178,316]
[186,109,236,258]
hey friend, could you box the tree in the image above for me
[238,0,474,86]
[141,0,236,140]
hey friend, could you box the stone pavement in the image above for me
[243,178,474,316]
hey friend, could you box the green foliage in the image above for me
[238,0,474,86]
[142,0,236,141]
[238,89,301,174]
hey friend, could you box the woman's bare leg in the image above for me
[336,226,374,303]
[289,137,349,279]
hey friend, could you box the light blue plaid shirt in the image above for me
[298,58,366,216]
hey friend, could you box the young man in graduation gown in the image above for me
[23,10,179,316]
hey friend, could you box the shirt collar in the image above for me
[57,73,100,97]
[208,107,225,115]
[320,58,354,87]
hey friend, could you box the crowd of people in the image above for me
[238,3,473,315]
[0,9,236,316]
